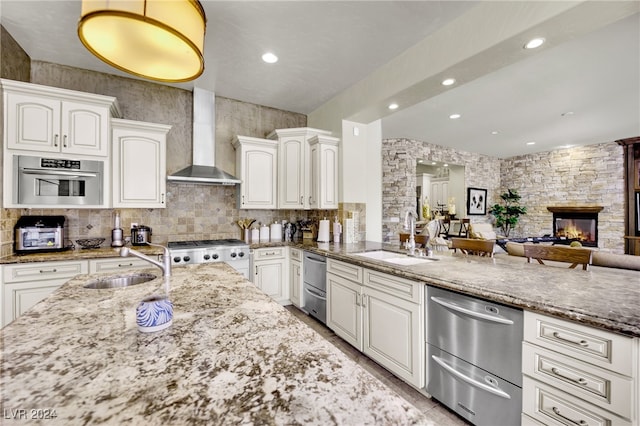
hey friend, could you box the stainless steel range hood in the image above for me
[168,87,241,185]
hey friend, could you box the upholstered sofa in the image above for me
[505,242,640,271]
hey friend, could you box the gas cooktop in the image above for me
[168,239,247,249]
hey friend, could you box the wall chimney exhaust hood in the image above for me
[168,87,241,185]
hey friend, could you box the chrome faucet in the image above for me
[403,210,416,254]
[120,243,171,277]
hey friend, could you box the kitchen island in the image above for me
[0,263,427,425]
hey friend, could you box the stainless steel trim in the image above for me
[431,355,511,399]
[21,168,99,178]
[304,286,326,301]
[430,296,514,325]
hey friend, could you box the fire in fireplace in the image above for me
[547,206,603,247]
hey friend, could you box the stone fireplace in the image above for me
[547,206,603,247]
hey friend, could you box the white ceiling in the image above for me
[1,1,639,158]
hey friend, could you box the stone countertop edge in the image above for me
[3,239,639,338]
[0,263,428,425]
[0,245,164,264]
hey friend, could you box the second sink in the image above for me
[84,273,157,289]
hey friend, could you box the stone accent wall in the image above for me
[382,139,625,253]
[500,142,625,253]
[1,26,30,83]
[382,138,501,243]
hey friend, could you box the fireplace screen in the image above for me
[553,215,597,247]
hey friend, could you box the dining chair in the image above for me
[399,233,429,247]
[450,237,495,257]
[439,218,451,238]
[458,218,470,237]
[523,244,593,270]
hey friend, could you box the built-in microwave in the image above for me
[13,154,104,206]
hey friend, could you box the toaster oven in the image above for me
[14,216,68,253]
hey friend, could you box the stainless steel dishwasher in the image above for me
[302,251,327,324]
[426,286,523,426]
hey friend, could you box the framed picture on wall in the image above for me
[467,187,487,215]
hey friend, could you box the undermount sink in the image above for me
[352,250,436,265]
[84,273,157,289]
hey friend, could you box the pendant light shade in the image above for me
[78,0,206,82]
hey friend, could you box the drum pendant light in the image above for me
[78,0,206,82]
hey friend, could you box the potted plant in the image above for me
[489,189,527,237]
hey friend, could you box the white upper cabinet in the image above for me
[268,127,339,210]
[309,134,339,210]
[2,79,119,157]
[233,136,278,209]
[112,118,170,208]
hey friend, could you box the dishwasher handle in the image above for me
[430,296,514,325]
[304,286,326,301]
[431,355,511,399]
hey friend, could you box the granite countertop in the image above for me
[263,240,640,338]
[0,263,427,425]
[0,245,163,264]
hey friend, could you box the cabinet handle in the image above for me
[54,134,59,147]
[430,296,514,325]
[161,193,165,204]
[309,196,312,204]
[551,406,587,425]
[118,263,134,268]
[550,367,588,386]
[551,331,589,347]
[361,295,366,308]
[255,266,258,275]
[300,196,303,204]
[39,268,57,273]
[264,251,277,256]
[63,135,68,147]
[242,195,245,205]
[355,294,361,306]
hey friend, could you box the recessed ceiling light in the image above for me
[441,78,456,86]
[561,111,575,116]
[444,164,449,167]
[449,113,461,119]
[524,38,545,49]
[526,141,536,146]
[262,52,278,63]
[431,162,436,165]
[388,103,399,110]
[417,159,423,163]
[491,130,499,135]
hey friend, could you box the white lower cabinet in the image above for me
[89,257,156,274]
[289,248,302,308]
[326,258,424,388]
[522,311,638,425]
[251,247,289,305]
[2,260,88,326]
[327,261,363,351]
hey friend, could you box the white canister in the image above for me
[259,224,270,243]
[317,219,330,242]
[251,227,259,242]
[270,222,282,241]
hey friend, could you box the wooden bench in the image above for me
[450,238,495,257]
[523,244,593,270]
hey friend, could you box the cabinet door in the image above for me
[61,100,109,156]
[363,286,424,388]
[112,122,168,208]
[289,260,302,307]
[311,143,338,209]
[254,259,288,304]
[327,272,363,351]
[3,281,64,326]
[6,92,61,152]
[240,145,277,209]
[278,137,305,209]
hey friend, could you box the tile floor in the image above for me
[285,305,470,425]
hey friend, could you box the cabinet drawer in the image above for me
[289,247,302,262]
[3,260,88,283]
[524,311,634,376]
[523,342,633,418]
[89,257,154,274]
[364,269,422,303]
[523,376,632,426]
[327,258,363,283]
[253,247,286,261]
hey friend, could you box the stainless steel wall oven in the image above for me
[13,154,103,206]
